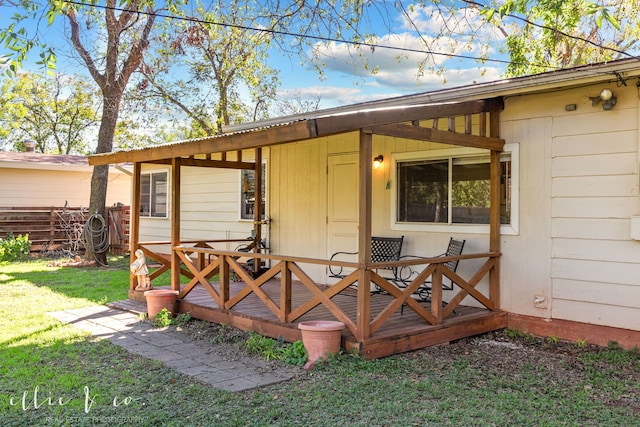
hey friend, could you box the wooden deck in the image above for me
[164,280,506,360]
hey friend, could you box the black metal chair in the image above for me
[413,238,465,302]
[399,238,465,313]
[329,236,404,290]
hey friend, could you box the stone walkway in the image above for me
[48,305,301,392]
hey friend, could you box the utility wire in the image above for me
[63,0,556,71]
[60,0,640,82]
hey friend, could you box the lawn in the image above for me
[1,257,638,426]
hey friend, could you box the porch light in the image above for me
[373,155,384,169]
[590,88,617,110]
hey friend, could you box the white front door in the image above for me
[327,153,359,280]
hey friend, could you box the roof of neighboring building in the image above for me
[0,151,89,166]
[0,151,130,173]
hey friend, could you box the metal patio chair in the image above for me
[399,237,465,313]
[329,236,404,291]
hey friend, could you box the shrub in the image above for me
[151,309,191,328]
[244,332,308,366]
[0,233,31,262]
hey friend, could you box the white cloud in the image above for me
[292,4,507,101]
[277,85,394,107]
[270,5,512,112]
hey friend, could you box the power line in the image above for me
[63,0,556,71]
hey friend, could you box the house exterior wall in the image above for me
[134,80,640,338]
[505,83,640,332]
[270,139,332,280]
[269,82,640,335]
[271,132,496,303]
[0,166,130,208]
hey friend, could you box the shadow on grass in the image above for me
[4,257,131,305]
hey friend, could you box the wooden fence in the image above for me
[0,205,130,256]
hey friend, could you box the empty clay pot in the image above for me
[298,320,345,370]
[144,289,179,319]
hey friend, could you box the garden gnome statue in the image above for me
[131,249,153,291]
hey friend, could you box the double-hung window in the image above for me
[240,165,266,220]
[140,172,168,218]
[394,146,517,233]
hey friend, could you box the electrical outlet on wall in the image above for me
[534,295,547,309]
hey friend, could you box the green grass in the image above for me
[1,257,639,426]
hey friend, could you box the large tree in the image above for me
[463,0,640,76]
[0,0,392,264]
[131,0,279,136]
[0,72,98,154]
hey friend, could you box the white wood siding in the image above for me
[0,167,130,208]
[498,115,554,317]
[139,160,257,249]
[270,140,329,281]
[547,84,639,330]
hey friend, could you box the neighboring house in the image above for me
[91,58,640,353]
[0,150,130,208]
[0,150,131,253]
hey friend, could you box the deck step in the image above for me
[107,299,147,315]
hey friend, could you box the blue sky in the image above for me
[271,3,508,109]
[0,2,508,111]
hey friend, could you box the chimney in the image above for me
[24,140,36,153]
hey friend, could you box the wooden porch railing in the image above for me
[137,242,500,341]
[132,239,254,289]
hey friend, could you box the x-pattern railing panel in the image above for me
[166,244,499,340]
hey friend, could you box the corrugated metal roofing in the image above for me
[89,58,640,160]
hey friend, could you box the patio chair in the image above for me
[329,236,404,291]
[400,238,465,313]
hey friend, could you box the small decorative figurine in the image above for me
[130,249,153,291]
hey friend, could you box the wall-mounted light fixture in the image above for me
[590,88,617,110]
[373,155,384,169]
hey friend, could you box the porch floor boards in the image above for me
[173,279,506,359]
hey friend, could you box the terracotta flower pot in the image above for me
[298,320,345,370]
[144,289,179,320]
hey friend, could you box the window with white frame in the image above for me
[396,151,513,226]
[240,165,266,220]
[140,171,168,218]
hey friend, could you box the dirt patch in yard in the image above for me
[173,319,639,414]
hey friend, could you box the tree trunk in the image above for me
[86,93,120,265]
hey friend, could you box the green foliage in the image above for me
[244,332,307,366]
[280,340,308,366]
[575,338,588,348]
[503,328,524,339]
[0,233,31,262]
[131,0,281,136]
[151,308,191,328]
[0,73,99,154]
[477,0,640,76]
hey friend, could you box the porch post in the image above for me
[129,162,141,291]
[254,147,263,273]
[489,109,501,309]
[171,157,181,292]
[357,130,373,340]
